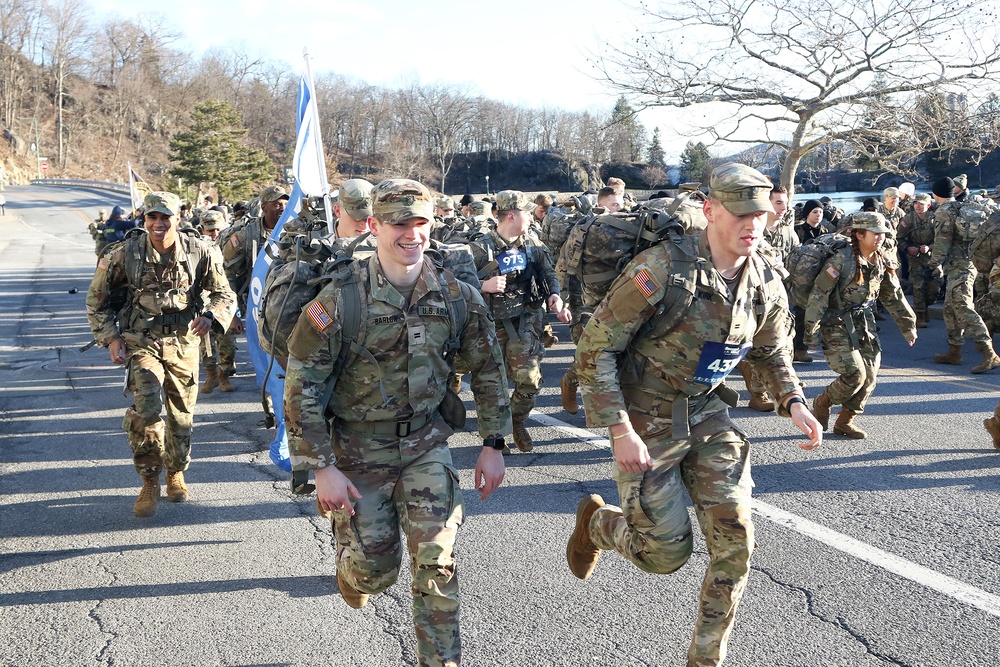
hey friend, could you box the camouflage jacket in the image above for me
[471,229,560,320]
[931,201,975,267]
[576,231,801,432]
[897,210,935,255]
[283,252,511,470]
[803,246,916,346]
[763,213,800,265]
[219,215,273,310]
[86,231,235,347]
[878,203,905,231]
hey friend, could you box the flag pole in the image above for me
[303,48,334,235]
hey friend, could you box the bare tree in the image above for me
[398,82,477,191]
[594,0,1000,190]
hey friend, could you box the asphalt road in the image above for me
[1,185,998,667]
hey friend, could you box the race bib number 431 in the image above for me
[692,341,751,386]
[498,249,527,275]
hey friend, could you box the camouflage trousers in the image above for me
[942,264,991,347]
[975,289,1000,334]
[496,309,544,421]
[908,255,941,314]
[199,330,237,375]
[588,410,754,667]
[563,307,592,388]
[819,324,880,413]
[332,415,464,667]
[122,331,200,476]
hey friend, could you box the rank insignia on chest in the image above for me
[97,258,109,270]
[633,268,659,298]
[825,266,840,280]
[306,301,333,331]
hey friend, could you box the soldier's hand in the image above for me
[482,275,506,294]
[548,294,572,323]
[314,465,362,515]
[474,447,505,501]
[109,338,128,365]
[789,402,822,450]
[190,315,212,337]
[612,430,652,474]
[907,247,919,256]
[229,316,245,334]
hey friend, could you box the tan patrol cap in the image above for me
[200,210,228,231]
[144,191,181,216]
[495,190,533,212]
[914,193,932,204]
[884,187,899,198]
[260,185,290,203]
[372,179,435,225]
[469,200,490,216]
[709,163,775,215]
[339,179,374,219]
[435,195,456,211]
[849,212,892,234]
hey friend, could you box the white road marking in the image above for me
[528,410,1000,618]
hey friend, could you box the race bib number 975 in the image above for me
[497,249,527,275]
[692,341,751,386]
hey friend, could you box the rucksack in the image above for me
[784,233,852,310]
[540,196,591,254]
[968,208,1000,272]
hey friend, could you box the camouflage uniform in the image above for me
[804,214,916,425]
[198,211,238,389]
[89,211,107,256]
[470,196,560,442]
[897,200,940,317]
[85,193,235,480]
[284,181,511,666]
[219,185,289,313]
[573,164,805,667]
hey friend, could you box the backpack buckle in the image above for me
[395,421,412,437]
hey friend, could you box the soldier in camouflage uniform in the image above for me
[806,213,917,439]
[86,192,236,518]
[89,209,108,256]
[430,195,460,242]
[928,177,1000,373]
[566,164,822,667]
[284,179,511,667]
[897,193,940,328]
[471,190,571,452]
[333,178,375,239]
[197,210,238,393]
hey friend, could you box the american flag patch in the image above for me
[825,266,840,280]
[306,301,333,330]
[97,258,109,270]
[229,236,239,248]
[633,268,659,298]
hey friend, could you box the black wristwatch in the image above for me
[202,311,215,321]
[484,437,505,450]
[784,396,807,411]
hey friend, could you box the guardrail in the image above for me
[30,178,130,195]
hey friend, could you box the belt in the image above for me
[338,412,431,437]
[135,309,195,335]
[621,383,739,439]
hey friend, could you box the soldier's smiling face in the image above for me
[370,216,430,269]
[144,211,179,248]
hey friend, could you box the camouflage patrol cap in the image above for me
[708,163,775,215]
[99,209,107,215]
[260,185,290,203]
[469,200,490,216]
[372,179,435,225]
[435,195,456,211]
[884,187,899,198]
[339,178,374,219]
[144,191,181,216]
[495,190,533,212]
[200,210,227,231]
[849,212,892,234]
[914,193,932,204]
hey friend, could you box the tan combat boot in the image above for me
[512,419,533,452]
[933,345,963,365]
[812,392,832,431]
[543,324,559,348]
[337,570,370,609]
[984,415,1000,451]
[218,371,234,392]
[133,474,160,518]
[971,344,1000,374]
[793,349,813,363]
[748,391,776,412]
[566,494,606,580]
[200,367,219,394]
[165,470,189,502]
[915,312,928,329]
[561,373,579,415]
[833,409,866,439]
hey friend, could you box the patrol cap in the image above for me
[495,190,534,212]
[849,212,892,234]
[144,191,181,216]
[338,178,374,219]
[914,193,932,204]
[99,209,107,215]
[260,185,290,203]
[883,187,899,198]
[200,210,227,231]
[469,200,490,216]
[708,163,775,215]
[372,179,435,225]
[435,195,456,211]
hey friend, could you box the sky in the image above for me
[89,0,700,161]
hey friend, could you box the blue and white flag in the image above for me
[247,62,329,472]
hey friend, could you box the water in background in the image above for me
[804,191,886,211]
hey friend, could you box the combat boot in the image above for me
[793,349,813,363]
[748,391,775,412]
[566,494,606,580]
[218,371,234,392]
[833,409,866,439]
[561,373,579,414]
[543,324,559,348]
[983,415,1000,451]
[200,367,219,394]
[512,419,533,452]
[933,345,963,365]
[448,372,463,394]
[812,392,832,431]
[165,470,189,502]
[337,570,369,609]
[133,474,160,518]
[971,344,1000,374]
[915,312,928,329]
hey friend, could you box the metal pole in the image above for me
[19,117,42,179]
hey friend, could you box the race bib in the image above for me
[497,249,527,275]
[692,341,751,386]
